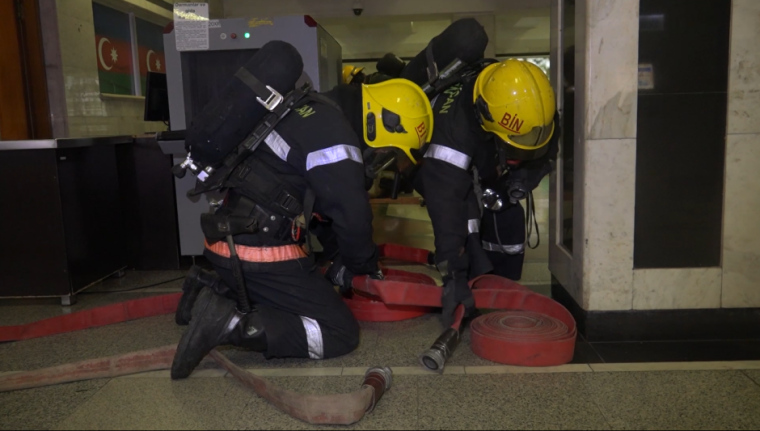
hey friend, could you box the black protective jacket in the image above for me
[322,84,365,151]
[214,97,378,275]
[413,79,494,267]
[414,77,557,277]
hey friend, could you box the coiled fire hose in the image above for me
[353,242,578,372]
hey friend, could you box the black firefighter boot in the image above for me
[175,266,223,326]
[171,288,267,380]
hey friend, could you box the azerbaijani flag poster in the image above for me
[136,18,167,94]
[93,3,134,95]
[93,3,167,96]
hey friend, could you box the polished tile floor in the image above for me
[2,270,760,429]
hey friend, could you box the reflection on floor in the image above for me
[2,270,760,429]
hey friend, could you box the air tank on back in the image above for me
[185,40,304,167]
[400,18,489,88]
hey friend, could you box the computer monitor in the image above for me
[143,72,170,122]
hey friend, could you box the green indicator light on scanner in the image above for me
[244,32,250,39]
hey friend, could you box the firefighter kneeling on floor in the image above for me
[171,75,434,379]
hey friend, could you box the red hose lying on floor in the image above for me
[0,345,393,426]
[343,268,438,322]
[210,350,392,425]
[0,345,177,392]
[351,272,577,367]
[0,244,576,368]
[0,294,181,343]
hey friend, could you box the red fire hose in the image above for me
[0,293,182,343]
[0,244,576,368]
[355,245,578,369]
[0,345,392,426]
[0,243,575,423]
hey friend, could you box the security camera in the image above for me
[353,1,364,16]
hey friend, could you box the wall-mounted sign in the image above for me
[638,63,654,90]
[174,3,210,52]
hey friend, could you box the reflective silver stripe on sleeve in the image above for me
[482,240,525,255]
[306,144,363,171]
[300,316,324,360]
[264,130,290,161]
[468,219,480,234]
[424,144,471,170]
[430,94,440,107]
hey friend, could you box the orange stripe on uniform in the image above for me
[205,240,307,263]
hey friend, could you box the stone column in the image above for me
[574,0,639,310]
[722,0,760,308]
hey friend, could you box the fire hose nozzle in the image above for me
[364,366,393,391]
[419,328,461,374]
[362,366,393,414]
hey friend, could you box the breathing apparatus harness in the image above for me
[171,69,339,314]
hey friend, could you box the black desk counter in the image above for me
[0,136,179,304]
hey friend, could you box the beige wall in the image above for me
[55,0,171,138]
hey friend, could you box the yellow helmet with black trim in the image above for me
[342,65,365,84]
[361,78,433,164]
[473,59,556,160]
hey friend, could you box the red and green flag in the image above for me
[136,18,167,94]
[93,3,134,95]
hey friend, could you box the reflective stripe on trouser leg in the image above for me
[482,240,525,255]
[300,316,324,359]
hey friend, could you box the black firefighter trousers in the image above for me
[205,251,360,360]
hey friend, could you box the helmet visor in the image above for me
[508,122,554,148]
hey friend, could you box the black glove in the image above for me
[326,255,384,296]
[440,276,475,329]
[438,253,475,329]
[326,259,355,296]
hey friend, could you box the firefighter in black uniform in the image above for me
[318,78,434,287]
[172,78,434,380]
[416,59,559,328]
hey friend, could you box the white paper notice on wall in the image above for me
[174,3,210,52]
[638,63,654,90]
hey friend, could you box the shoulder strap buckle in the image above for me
[257,85,284,111]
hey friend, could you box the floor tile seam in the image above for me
[225,378,258,426]
[581,373,617,430]
[53,377,117,429]
[588,361,760,372]
[6,361,760,379]
[579,369,624,428]
[588,338,760,344]
[740,369,760,389]
[586,341,607,364]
